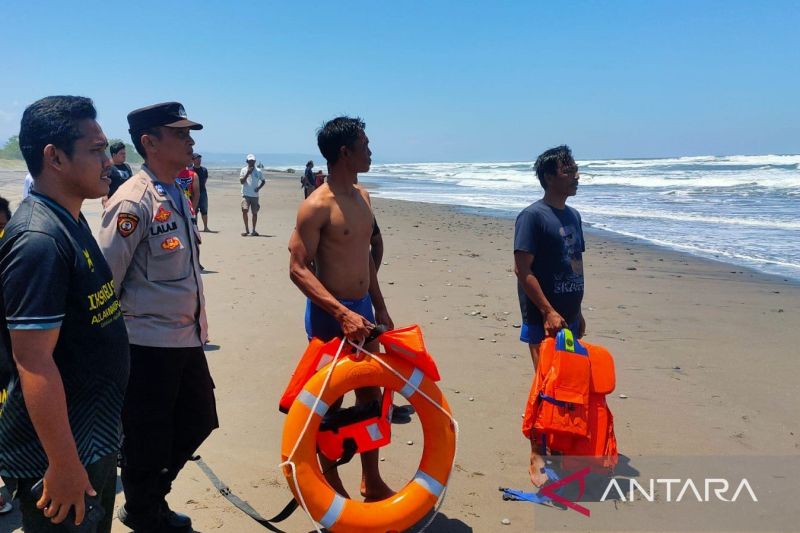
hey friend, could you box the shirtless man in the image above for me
[288,116,394,501]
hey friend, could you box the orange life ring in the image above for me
[280,352,456,533]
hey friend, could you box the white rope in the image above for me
[346,340,460,533]
[278,336,460,533]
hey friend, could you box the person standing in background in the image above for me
[21,173,33,199]
[192,153,211,231]
[315,170,326,188]
[102,141,133,206]
[176,165,200,222]
[301,160,315,199]
[240,154,265,236]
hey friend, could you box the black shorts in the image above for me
[122,345,218,470]
[197,191,208,215]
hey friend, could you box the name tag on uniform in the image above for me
[150,221,178,236]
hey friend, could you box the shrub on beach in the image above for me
[0,136,22,160]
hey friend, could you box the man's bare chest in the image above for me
[324,200,373,243]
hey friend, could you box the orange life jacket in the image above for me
[279,337,341,414]
[316,388,394,461]
[522,329,618,472]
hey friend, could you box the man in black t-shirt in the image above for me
[0,96,129,533]
[514,145,586,367]
[103,140,133,205]
[192,153,211,231]
[513,144,585,489]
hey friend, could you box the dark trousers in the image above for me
[10,453,117,533]
[120,345,218,526]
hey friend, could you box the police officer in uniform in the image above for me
[98,102,218,533]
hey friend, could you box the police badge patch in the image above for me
[117,213,139,237]
[154,206,172,222]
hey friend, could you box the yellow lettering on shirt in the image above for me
[90,299,121,326]
[87,281,116,311]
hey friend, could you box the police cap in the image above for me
[127,102,203,133]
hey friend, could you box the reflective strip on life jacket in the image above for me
[366,422,383,442]
[386,341,417,359]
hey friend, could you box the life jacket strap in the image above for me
[538,392,574,410]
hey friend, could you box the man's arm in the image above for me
[239,167,250,185]
[256,171,266,192]
[362,192,392,329]
[288,201,372,341]
[514,250,566,337]
[11,329,95,526]
[370,223,384,272]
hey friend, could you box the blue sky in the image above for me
[1,0,798,162]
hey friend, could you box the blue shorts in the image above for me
[305,294,376,341]
[520,317,581,345]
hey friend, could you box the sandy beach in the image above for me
[0,167,798,533]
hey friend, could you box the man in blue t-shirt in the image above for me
[514,145,585,487]
[514,145,586,365]
[0,96,129,533]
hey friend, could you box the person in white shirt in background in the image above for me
[239,153,265,236]
[21,173,33,199]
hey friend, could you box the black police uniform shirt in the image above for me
[514,199,585,326]
[0,191,130,478]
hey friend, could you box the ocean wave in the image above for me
[578,154,800,169]
[575,205,800,229]
[578,174,800,189]
[370,157,800,190]
[586,225,800,273]
[364,155,800,282]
